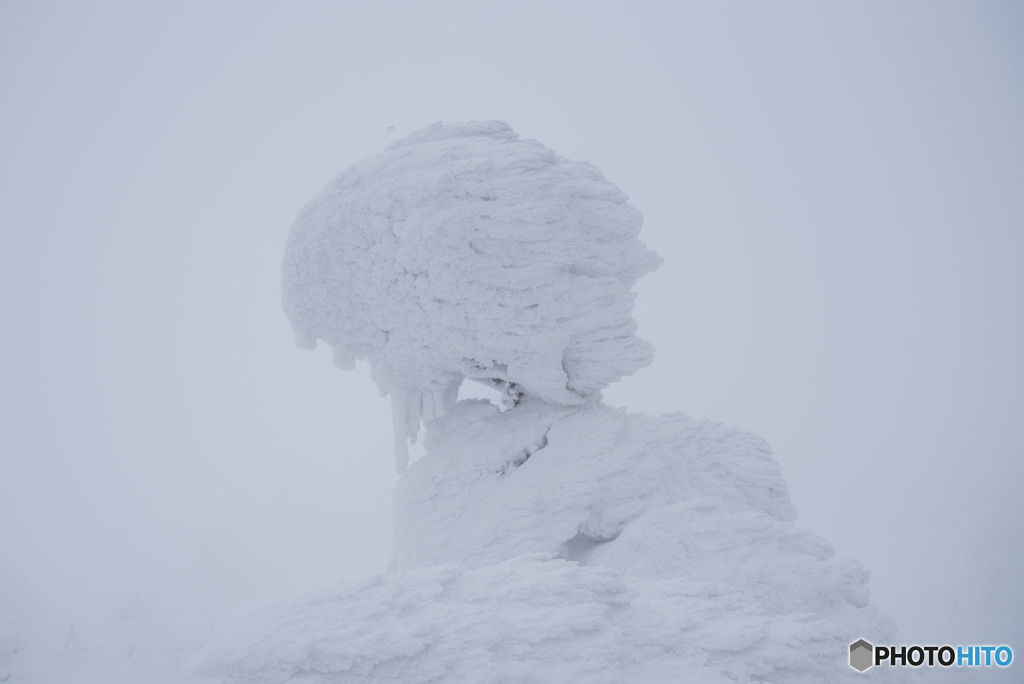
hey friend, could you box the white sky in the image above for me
[1,0,1021,654]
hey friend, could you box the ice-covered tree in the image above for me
[281,121,660,470]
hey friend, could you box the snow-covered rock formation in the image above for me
[189,122,907,683]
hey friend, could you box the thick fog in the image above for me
[1,0,1020,672]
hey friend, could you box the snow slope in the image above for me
[190,398,905,683]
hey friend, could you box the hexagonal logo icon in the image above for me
[850,638,874,672]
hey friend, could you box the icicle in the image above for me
[407,392,422,446]
[331,345,356,371]
[423,389,437,423]
[433,389,445,420]
[391,390,411,473]
[443,377,461,411]
[390,382,462,472]
[294,331,317,350]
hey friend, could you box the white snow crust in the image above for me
[189,400,907,683]
[282,121,660,470]
[192,122,912,683]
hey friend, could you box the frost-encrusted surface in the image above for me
[189,555,631,684]
[392,398,797,571]
[190,405,907,683]
[282,121,660,468]
[189,556,894,684]
[206,121,914,683]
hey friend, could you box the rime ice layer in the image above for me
[191,122,914,683]
[281,121,660,470]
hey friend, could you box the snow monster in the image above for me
[191,122,910,683]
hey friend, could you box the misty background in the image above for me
[1,0,1020,662]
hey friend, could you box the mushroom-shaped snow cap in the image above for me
[283,121,661,470]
